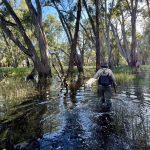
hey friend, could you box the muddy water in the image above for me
[0,73,150,150]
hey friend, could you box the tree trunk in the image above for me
[95,0,101,71]
[67,0,83,75]
[104,0,115,67]
[111,23,130,65]
[130,12,137,67]
[129,0,138,67]
[120,8,131,64]
[83,0,101,71]
[53,0,83,75]
[25,0,52,76]
[1,0,52,86]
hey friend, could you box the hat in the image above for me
[101,63,108,68]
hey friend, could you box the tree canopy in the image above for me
[0,0,149,78]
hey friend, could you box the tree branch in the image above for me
[0,18,32,57]
[35,0,42,23]
[2,0,36,54]
[25,0,38,26]
[52,1,73,43]
[125,0,132,15]
[83,0,96,35]
[0,14,17,27]
[146,0,150,17]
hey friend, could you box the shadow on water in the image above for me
[0,93,47,149]
[0,73,150,149]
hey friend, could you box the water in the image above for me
[0,73,150,150]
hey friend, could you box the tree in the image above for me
[67,0,83,75]
[51,0,83,75]
[0,0,52,87]
[126,0,139,67]
[109,0,142,67]
[83,0,101,71]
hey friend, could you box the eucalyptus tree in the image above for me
[0,0,52,87]
[66,0,83,75]
[109,0,146,67]
[145,0,150,17]
[1,31,25,67]
[110,1,131,65]
[126,0,139,67]
[101,0,115,67]
[49,0,83,76]
[83,0,101,71]
[43,14,66,74]
[138,18,150,65]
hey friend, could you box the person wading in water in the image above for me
[86,63,117,108]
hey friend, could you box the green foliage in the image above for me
[0,67,31,78]
[0,0,149,74]
[141,65,150,72]
[113,65,133,74]
[0,76,38,126]
[115,72,135,85]
[44,15,63,47]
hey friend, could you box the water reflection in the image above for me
[112,72,150,149]
[0,93,47,149]
[0,73,150,149]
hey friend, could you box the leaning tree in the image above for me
[0,0,52,87]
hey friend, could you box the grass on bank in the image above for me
[0,65,150,89]
[0,67,31,77]
[0,65,149,121]
[84,65,136,85]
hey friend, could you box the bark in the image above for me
[67,0,83,75]
[119,8,131,64]
[146,0,150,17]
[25,0,50,71]
[26,67,36,81]
[1,0,52,84]
[83,0,101,71]
[110,23,128,62]
[126,0,138,67]
[78,34,86,66]
[95,0,101,71]
[53,0,83,75]
[52,1,73,44]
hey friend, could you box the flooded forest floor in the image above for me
[0,67,150,150]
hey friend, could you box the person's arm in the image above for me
[85,69,101,86]
[109,69,117,93]
[85,78,97,86]
[109,69,117,85]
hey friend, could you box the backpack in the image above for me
[98,69,112,86]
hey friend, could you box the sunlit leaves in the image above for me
[21,11,32,28]
[43,15,63,47]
